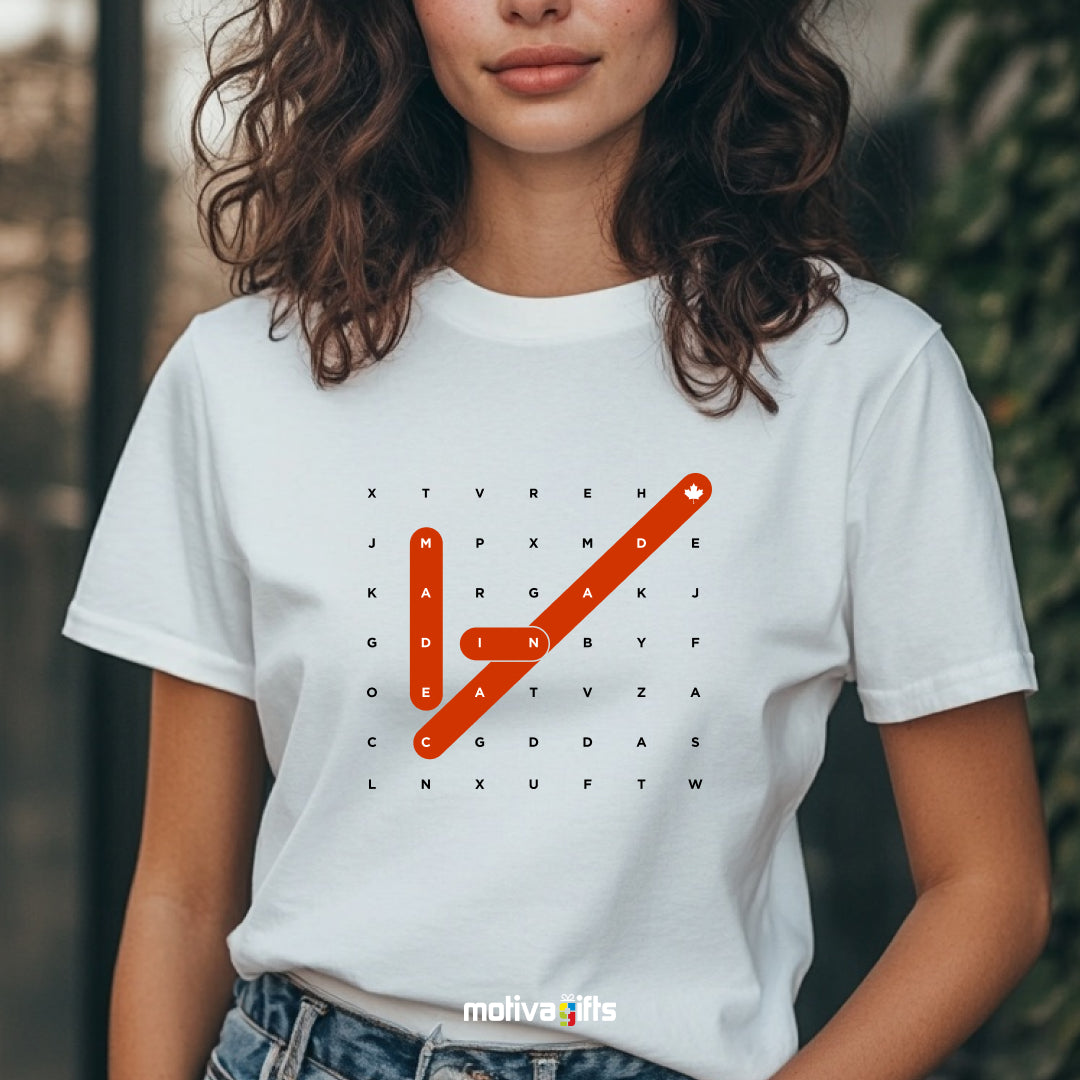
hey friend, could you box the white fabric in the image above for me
[61,259,1037,1080]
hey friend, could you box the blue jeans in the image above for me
[203,971,695,1080]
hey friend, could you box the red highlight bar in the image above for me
[459,626,551,662]
[409,527,443,710]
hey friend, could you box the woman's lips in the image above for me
[490,59,599,95]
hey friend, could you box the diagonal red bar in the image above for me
[413,473,711,758]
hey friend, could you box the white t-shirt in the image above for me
[61,260,1038,1080]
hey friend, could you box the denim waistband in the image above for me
[233,971,686,1080]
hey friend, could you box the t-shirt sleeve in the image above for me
[60,317,256,699]
[844,325,1038,723]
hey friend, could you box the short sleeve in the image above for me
[844,326,1037,723]
[60,317,256,699]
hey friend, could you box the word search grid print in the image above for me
[355,472,720,791]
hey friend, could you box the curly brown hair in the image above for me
[191,0,877,418]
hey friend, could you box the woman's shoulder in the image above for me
[177,290,308,392]
[807,256,943,353]
[788,256,948,395]
[186,290,289,355]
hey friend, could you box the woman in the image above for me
[60,1,1051,1079]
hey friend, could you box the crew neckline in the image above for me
[415,264,663,342]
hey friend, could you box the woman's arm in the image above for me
[771,690,1052,1080]
[109,670,267,1080]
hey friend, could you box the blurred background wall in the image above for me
[1,1,1075,1078]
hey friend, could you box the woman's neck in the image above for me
[446,114,645,298]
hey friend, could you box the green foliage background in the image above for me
[890,2,1080,1075]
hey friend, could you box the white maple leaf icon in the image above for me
[684,483,704,501]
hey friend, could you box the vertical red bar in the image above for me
[410,528,442,709]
